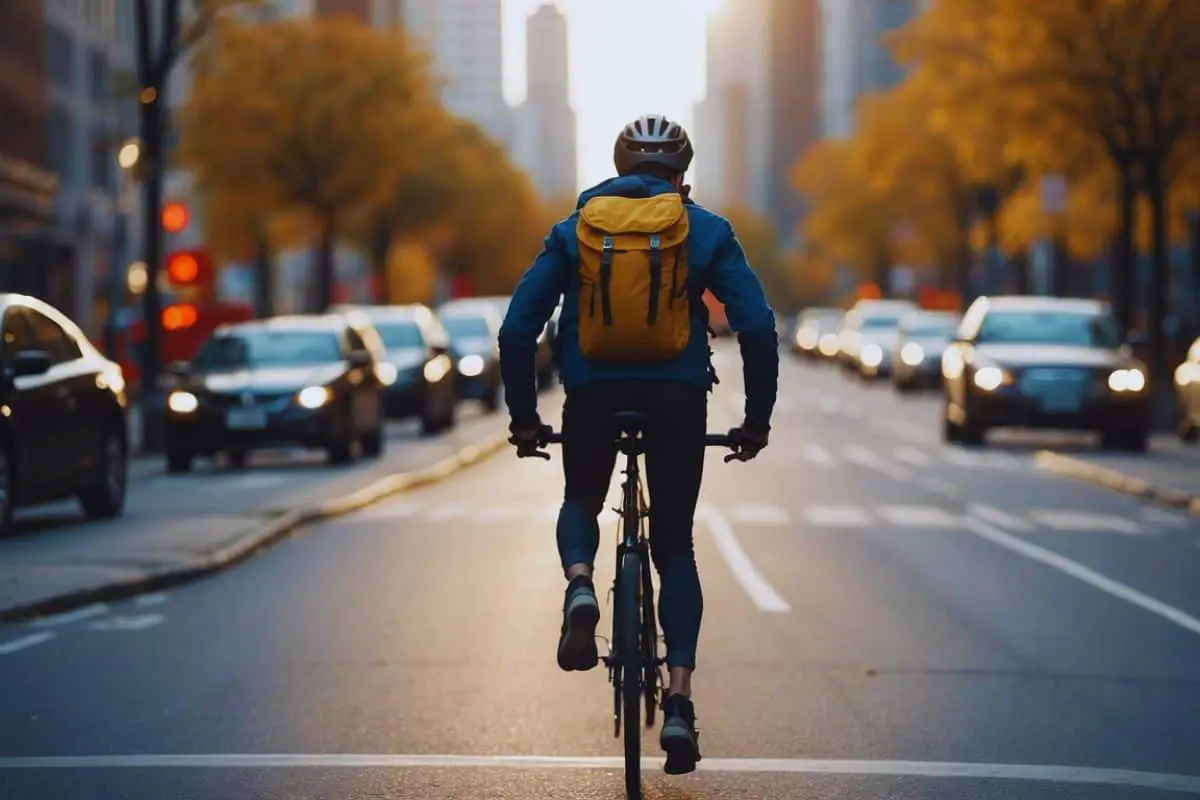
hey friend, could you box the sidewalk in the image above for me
[0,402,529,621]
[1035,435,1200,513]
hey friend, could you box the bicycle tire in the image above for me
[640,556,659,728]
[617,549,643,798]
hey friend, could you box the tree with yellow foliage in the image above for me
[178,17,440,311]
[898,0,1200,381]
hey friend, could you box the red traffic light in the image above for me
[161,201,189,233]
[164,249,211,287]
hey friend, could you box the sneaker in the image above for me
[660,693,701,774]
[556,575,599,671]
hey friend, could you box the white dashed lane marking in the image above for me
[0,632,56,656]
[1028,510,1147,535]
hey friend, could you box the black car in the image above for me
[163,315,387,471]
[438,305,502,412]
[442,296,555,390]
[0,293,129,533]
[942,296,1150,450]
[1176,335,1199,443]
[359,305,458,434]
[891,310,961,392]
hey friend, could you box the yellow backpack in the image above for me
[575,193,692,362]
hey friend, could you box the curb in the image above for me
[1033,450,1200,516]
[0,432,511,624]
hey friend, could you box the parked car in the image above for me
[437,304,503,411]
[0,293,129,534]
[891,310,961,392]
[1175,335,1200,443]
[941,296,1149,450]
[792,307,844,359]
[163,315,388,472]
[837,299,918,378]
[354,304,458,434]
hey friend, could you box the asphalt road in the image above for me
[1,343,1199,799]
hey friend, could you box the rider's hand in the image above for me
[726,423,769,462]
[509,418,553,459]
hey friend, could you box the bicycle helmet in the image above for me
[613,113,694,176]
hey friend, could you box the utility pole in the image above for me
[134,0,181,452]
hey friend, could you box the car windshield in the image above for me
[977,310,1121,348]
[906,320,959,338]
[862,315,902,329]
[374,321,423,350]
[194,330,342,369]
[443,315,492,340]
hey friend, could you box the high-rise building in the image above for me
[694,0,821,240]
[402,0,510,147]
[511,3,577,201]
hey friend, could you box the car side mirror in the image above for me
[11,350,52,378]
[347,350,371,367]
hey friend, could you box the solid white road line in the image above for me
[802,505,872,528]
[877,505,962,529]
[86,614,165,632]
[0,754,1197,792]
[964,518,1200,637]
[0,632,56,655]
[698,503,790,613]
[31,603,109,628]
[843,445,912,482]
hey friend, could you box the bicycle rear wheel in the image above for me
[640,554,660,728]
[617,549,643,798]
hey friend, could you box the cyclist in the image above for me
[498,113,779,775]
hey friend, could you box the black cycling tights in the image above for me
[555,380,707,671]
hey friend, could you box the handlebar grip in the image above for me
[545,432,564,444]
[705,434,732,447]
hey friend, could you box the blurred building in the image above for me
[0,0,75,317]
[510,3,577,201]
[818,0,924,138]
[692,0,821,243]
[401,0,510,148]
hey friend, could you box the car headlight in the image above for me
[1108,368,1146,393]
[860,343,884,367]
[796,328,818,349]
[457,354,485,378]
[1177,362,1196,387]
[818,333,839,356]
[167,390,199,414]
[972,365,1011,392]
[424,354,453,383]
[296,386,332,409]
[375,362,398,386]
[900,342,925,366]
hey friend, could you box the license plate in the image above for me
[225,408,267,429]
[1040,392,1081,413]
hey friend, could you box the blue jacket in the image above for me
[498,174,779,430]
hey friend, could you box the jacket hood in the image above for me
[576,174,683,208]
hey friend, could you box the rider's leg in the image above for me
[555,383,619,670]
[644,382,707,773]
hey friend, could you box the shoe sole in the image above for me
[661,724,700,775]
[556,597,600,671]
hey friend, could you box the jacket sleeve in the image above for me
[706,219,779,431]
[498,223,571,428]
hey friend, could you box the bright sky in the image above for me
[502,0,723,194]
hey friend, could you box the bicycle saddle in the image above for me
[612,410,650,435]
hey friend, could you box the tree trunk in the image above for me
[1011,248,1030,294]
[1110,165,1138,337]
[1050,234,1069,297]
[314,216,336,312]
[370,218,392,304]
[252,234,273,318]
[955,205,974,306]
[1145,166,1171,387]
[873,247,891,297]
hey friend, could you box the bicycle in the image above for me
[530,411,740,799]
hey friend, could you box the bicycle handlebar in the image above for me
[528,431,743,461]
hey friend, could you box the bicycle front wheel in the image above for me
[617,548,643,798]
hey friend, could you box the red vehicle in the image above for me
[112,301,254,393]
[703,291,730,336]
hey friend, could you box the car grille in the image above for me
[205,391,294,411]
[1017,367,1100,400]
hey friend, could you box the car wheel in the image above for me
[1179,415,1198,444]
[441,395,458,430]
[483,383,501,413]
[419,399,442,437]
[1102,427,1148,452]
[166,447,193,474]
[226,449,249,469]
[326,405,355,465]
[78,424,127,520]
[0,441,14,536]
[959,417,986,447]
[894,378,912,394]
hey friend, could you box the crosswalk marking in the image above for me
[893,446,932,466]
[967,504,1035,532]
[729,503,790,526]
[802,506,872,527]
[843,445,881,466]
[1027,510,1146,535]
[802,443,835,466]
[877,505,962,528]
